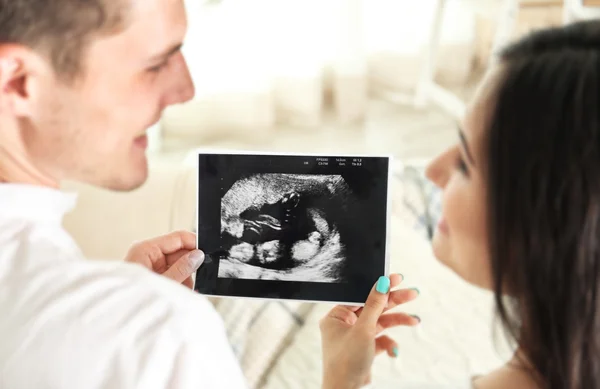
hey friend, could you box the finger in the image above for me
[182,276,194,290]
[385,288,420,312]
[356,276,391,330]
[162,249,205,284]
[340,305,362,312]
[148,249,188,273]
[324,306,359,327]
[165,249,192,268]
[352,273,404,318]
[389,273,403,290]
[375,335,398,358]
[375,313,420,334]
[144,230,197,260]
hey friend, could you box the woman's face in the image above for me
[425,69,501,290]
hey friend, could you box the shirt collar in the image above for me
[0,183,78,223]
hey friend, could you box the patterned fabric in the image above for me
[207,297,315,389]
[392,164,442,241]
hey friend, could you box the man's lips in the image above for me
[135,117,162,149]
[134,134,148,149]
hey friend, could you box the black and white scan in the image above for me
[218,173,352,283]
[195,152,389,303]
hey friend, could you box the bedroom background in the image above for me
[60,0,599,388]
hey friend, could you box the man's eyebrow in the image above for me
[149,43,183,62]
[458,126,475,165]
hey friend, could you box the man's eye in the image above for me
[148,62,167,73]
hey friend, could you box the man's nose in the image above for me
[164,54,196,106]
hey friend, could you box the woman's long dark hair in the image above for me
[486,20,600,389]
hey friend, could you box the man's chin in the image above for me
[106,175,148,192]
[89,158,149,192]
[109,167,149,192]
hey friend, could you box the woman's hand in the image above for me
[319,274,420,389]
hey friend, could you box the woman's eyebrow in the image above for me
[458,126,475,165]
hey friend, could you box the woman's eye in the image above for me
[456,155,469,175]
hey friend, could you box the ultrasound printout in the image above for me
[195,152,390,304]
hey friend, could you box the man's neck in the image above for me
[0,120,59,188]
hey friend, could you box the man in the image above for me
[0,0,248,387]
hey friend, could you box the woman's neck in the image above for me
[473,349,540,389]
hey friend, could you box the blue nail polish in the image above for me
[376,276,390,294]
[392,347,399,357]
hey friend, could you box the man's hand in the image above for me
[124,230,204,289]
[319,274,420,388]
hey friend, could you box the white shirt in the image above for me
[0,184,248,389]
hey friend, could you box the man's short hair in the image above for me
[0,0,128,82]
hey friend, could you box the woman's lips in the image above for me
[437,218,449,234]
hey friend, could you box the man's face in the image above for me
[26,0,194,190]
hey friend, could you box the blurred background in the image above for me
[151,0,574,162]
[62,1,600,388]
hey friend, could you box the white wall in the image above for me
[181,0,476,90]
[160,0,477,141]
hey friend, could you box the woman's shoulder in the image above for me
[382,377,476,389]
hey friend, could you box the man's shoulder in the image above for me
[0,258,246,389]
[56,259,224,346]
[63,258,219,322]
[6,256,223,337]
[3,259,249,388]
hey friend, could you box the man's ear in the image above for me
[0,47,48,117]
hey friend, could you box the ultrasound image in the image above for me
[218,174,353,283]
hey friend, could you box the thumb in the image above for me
[357,276,391,329]
[163,250,205,284]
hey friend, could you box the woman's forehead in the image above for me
[461,67,504,151]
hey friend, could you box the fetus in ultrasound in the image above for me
[218,174,353,283]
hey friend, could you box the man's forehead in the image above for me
[94,0,187,60]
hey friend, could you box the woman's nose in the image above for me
[425,151,450,189]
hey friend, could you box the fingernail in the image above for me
[411,287,420,296]
[376,276,390,294]
[189,250,205,270]
[392,346,399,357]
[398,273,404,281]
[411,315,421,323]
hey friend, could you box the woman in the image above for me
[320,20,600,389]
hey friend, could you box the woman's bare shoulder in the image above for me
[473,365,539,389]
